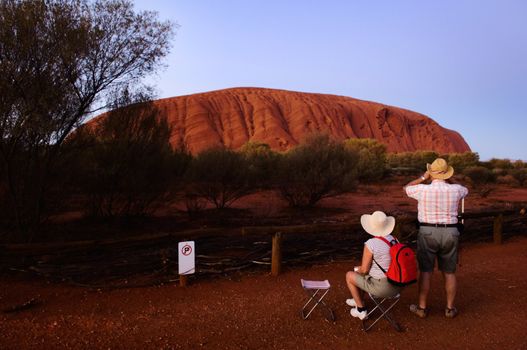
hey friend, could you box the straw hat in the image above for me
[426,158,454,180]
[360,211,395,237]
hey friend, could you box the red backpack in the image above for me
[373,237,417,287]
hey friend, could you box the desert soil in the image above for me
[1,182,526,349]
[1,236,526,349]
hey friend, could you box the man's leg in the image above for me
[418,271,432,309]
[443,272,457,309]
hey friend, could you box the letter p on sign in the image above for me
[178,241,195,275]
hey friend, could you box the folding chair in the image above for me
[300,279,335,321]
[361,292,402,332]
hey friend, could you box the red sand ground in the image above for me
[1,182,526,349]
[1,237,526,349]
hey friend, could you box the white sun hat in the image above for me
[360,211,395,237]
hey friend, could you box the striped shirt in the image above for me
[365,235,395,279]
[405,180,468,224]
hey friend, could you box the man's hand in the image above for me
[404,171,430,189]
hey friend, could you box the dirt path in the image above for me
[1,236,526,349]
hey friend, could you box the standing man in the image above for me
[404,158,468,318]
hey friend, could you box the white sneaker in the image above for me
[345,298,357,307]
[350,308,367,320]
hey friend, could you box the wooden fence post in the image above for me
[271,232,282,276]
[493,213,503,245]
[179,274,188,287]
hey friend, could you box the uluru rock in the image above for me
[92,87,471,154]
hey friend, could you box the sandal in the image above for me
[409,304,429,318]
[445,307,458,318]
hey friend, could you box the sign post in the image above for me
[178,241,195,287]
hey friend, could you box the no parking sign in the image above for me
[178,241,195,275]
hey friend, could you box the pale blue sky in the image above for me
[134,0,527,161]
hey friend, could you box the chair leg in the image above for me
[362,295,402,332]
[301,288,334,321]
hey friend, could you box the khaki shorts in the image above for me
[417,226,459,273]
[355,274,401,298]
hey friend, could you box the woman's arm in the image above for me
[357,245,373,275]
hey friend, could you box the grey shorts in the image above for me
[355,274,401,298]
[417,226,460,273]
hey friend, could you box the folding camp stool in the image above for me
[300,279,335,321]
[361,292,402,332]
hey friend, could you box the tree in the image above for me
[510,168,527,187]
[75,92,190,218]
[463,166,494,185]
[275,134,359,207]
[445,152,479,172]
[386,151,438,175]
[0,0,174,239]
[185,148,252,209]
[344,138,386,182]
[239,141,280,188]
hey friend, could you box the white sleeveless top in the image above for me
[365,235,395,279]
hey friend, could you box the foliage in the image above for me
[443,152,479,172]
[496,175,520,187]
[239,141,280,188]
[76,95,190,218]
[0,0,174,238]
[386,151,438,174]
[485,158,513,170]
[510,168,527,187]
[185,148,252,209]
[463,166,495,185]
[512,160,527,169]
[275,134,359,207]
[344,138,386,182]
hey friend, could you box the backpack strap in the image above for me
[371,236,399,274]
[372,257,386,274]
[375,236,398,246]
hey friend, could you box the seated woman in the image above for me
[345,211,401,319]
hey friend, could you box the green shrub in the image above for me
[239,141,280,188]
[344,138,386,182]
[510,168,527,186]
[488,158,513,170]
[386,151,438,174]
[512,160,527,169]
[444,152,479,173]
[77,101,190,218]
[185,148,251,209]
[275,134,359,207]
[463,166,495,185]
[496,175,520,187]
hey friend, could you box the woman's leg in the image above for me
[345,271,365,308]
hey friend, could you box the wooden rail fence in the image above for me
[0,207,524,284]
[261,208,525,276]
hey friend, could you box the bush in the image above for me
[344,138,386,182]
[239,141,280,188]
[444,152,479,173]
[77,100,190,218]
[487,158,513,170]
[275,134,359,207]
[512,160,527,169]
[386,151,438,174]
[496,175,520,187]
[510,168,527,186]
[463,166,495,186]
[185,148,251,209]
